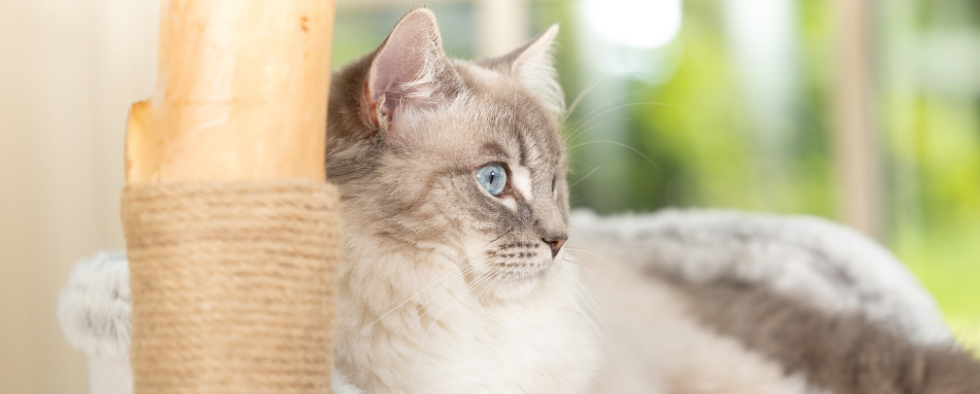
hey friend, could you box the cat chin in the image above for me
[486,268,552,300]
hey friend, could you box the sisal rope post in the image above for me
[121,1,339,393]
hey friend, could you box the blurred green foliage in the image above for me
[539,0,980,352]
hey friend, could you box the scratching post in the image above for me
[121,1,339,393]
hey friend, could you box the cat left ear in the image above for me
[366,8,448,134]
[495,25,564,115]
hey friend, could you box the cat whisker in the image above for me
[412,271,492,333]
[561,70,620,125]
[563,260,636,356]
[564,90,667,145]
[566,140,659,170]
[405,257,501,330]
[513,91,519,136]
[409,271,501,389]
[403,260,492,328]
[565,158,596,175]
[562,256,616,283]
[564,100,685,144]
[562,85,655,143]
[563,117,630,147]
[490,226,517,244]
[565,247,625,272]
[554,58,579,72]
[561,58,645,124]
[412,240,522,319]
[568,166,601,189]
[359,252,487,334]
[553,280,623,368]
[561,272,646,394]
[560,252,636,365]
[559,278,642,393]
[486,289,501,311]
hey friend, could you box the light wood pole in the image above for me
[833,0,881,239]
[126,0,334,184]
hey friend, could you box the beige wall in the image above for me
[0,0,158,392]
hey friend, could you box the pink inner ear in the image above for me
[364,80,380,127]
[367,10,444,129]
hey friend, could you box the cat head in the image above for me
[327,8,568,300]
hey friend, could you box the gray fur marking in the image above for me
[666,274,980,394]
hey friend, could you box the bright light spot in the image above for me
[583,0,682,48]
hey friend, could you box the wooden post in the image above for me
[121,1,339,393]
[126,0,334,184]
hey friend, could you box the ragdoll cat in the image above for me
[324,7,980,394]
[326,8,597,393]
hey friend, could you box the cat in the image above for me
[324,7,980,394]
[326,7,598,393]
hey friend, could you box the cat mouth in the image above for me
[474,246,555,298]
[477,262,552,299]
[500,268,547,283]
[492,258,551,278]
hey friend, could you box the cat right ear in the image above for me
[491,25,564,115]
[365,8,447,135]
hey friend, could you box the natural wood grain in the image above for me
[126,0,335,184]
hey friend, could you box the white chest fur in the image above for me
[335,256,600,394]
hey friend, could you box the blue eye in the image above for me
[476,163,507,196]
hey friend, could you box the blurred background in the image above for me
[1,0,977,392]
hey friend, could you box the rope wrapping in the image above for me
[121,180,340,394]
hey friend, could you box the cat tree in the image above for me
[120,1,339,392]
[56,2,967,390]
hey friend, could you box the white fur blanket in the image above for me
[58,210,951,394]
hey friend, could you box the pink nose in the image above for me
[543,237,567,258]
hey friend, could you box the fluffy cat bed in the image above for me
[58,209,952,394]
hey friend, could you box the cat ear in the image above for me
[497,25,564,115]
[366,7,447,133]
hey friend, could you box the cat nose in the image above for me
[542,235,567,258]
